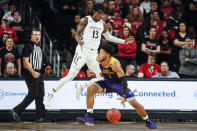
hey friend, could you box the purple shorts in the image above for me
[95,80,135,99]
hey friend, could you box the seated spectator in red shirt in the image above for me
[138,54,161,78]
[117,26,137,73]
[86,68,96,78]
[62,69,86,78]
[125,64,137,78]
[111,7,123,37]
[0,18,18,42]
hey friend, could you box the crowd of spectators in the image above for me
[0,0,197,79]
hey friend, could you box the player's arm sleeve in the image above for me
[120,76,127,97]
[102,31,125,44]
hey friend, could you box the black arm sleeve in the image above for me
[120,76,127,98]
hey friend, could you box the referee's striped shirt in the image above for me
[29,45,42,70]
[22,41,43,71]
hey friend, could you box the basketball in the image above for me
[106,108,121,123]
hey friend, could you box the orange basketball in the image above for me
[106,108,121,123]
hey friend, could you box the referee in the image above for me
[10,28,46,122]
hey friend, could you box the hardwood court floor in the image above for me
[0,122,197,131]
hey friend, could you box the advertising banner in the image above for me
[0,80,197,110]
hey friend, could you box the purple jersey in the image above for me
[96,57,135,100]
[99,57,120,82]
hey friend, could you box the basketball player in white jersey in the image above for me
[44,4,131,106]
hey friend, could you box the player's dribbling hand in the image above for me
[32,72,40,78]
[117,96,126,107]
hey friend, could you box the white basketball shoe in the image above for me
[43,90,55,106]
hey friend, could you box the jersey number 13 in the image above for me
[92,30,99,39]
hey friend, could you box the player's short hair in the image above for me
[93,4,104,12]
[100,41,114,55]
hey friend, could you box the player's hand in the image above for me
[32,71,40,78]
[117,96,126,107]
[124,37,133,44]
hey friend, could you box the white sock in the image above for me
[87,109,93,113]
[143,115,149,120]
[81,82,88,90]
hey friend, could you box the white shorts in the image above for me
[70,45,101,77]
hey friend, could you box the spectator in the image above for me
[101,13,108,22]
[160,0,175,19]
[125,64,137,78]
[140,27,160,65]
[157,29,174,69]
[150,10,163,40]
[9,10,25,55]
[121,0,132,18]
[9,11,24,43]
[111,7,123,37]
[106,0,116,17]
[80,0,94,17]
[43,63,56,78]
[0,18,18,42]
[117,26,137,73]
[145,0,164,21]
[0,32,9,49]
[105,20,115,36]
[3,62,19,78]
[123,18,131,30]
[138,54,161,78]
[131,0,144,14]
[0,37,21,76]
[179,37,197,78]
[62,69,86,78]
[3,3,20,23]
[152,61,179,78]
[127,6,144,35]
[173,22,194,71]
[86,68,96,78]
[167,11,183,33]
[102,0,108,14]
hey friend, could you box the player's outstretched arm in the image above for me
[74,17,88,47]
[102,23,125,44]
[102,23,133,44]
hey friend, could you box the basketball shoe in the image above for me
[76,113,94,126]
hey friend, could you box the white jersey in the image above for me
[82,16,104,50]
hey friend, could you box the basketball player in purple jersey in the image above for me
[76,42,157,129]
